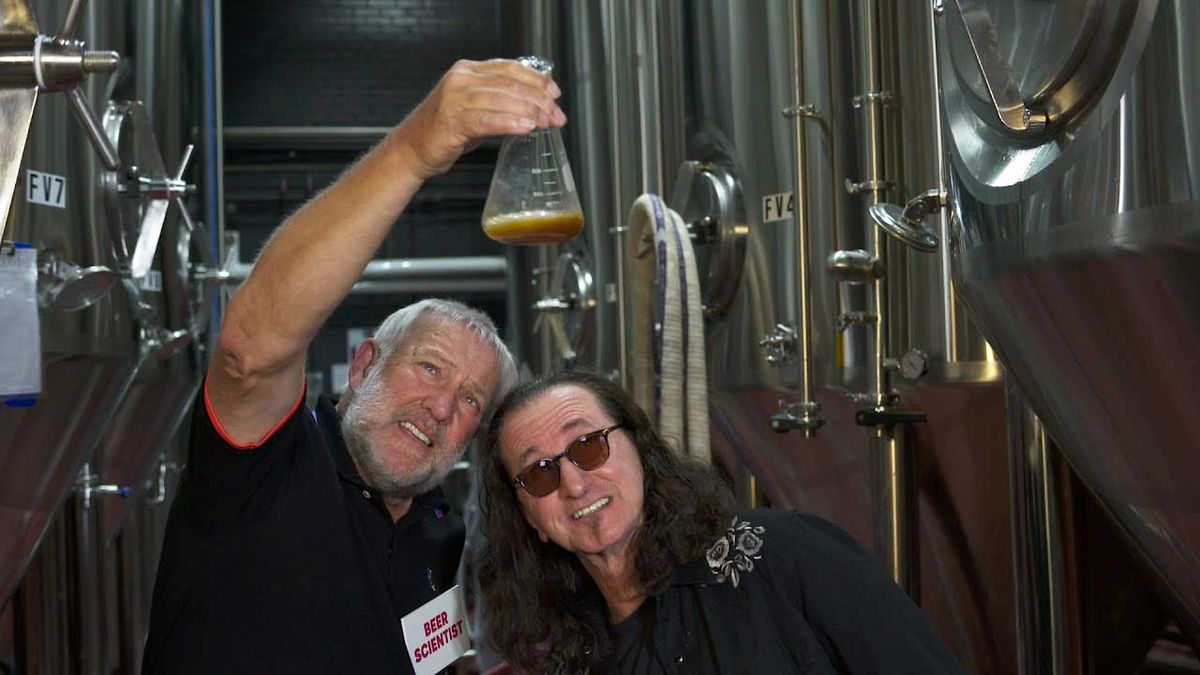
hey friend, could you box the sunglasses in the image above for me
[510,424,626,497]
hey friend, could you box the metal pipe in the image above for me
[66,86,119,170]
[601,0,630,386]
[60,0,86,41]
[1006,381,1069,674]
[786,0,822,436]
[870,427,918,595]
[927,2,957,362]
[224,255,509,293]
[852,0,917,596]
[857,0,890,407]
[225,254,506,281]
[202,0,226,343]
[72,464,105,675]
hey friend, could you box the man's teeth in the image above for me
[572,497,610,520]
[400,421,432,447]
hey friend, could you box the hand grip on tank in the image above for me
[868,189,945,253]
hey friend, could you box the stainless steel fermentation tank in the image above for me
[513,0,1197,671]
[939,0,1200,644]
[0,0,208,671]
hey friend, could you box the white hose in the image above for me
[626,194,710,462]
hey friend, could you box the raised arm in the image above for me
[208,59,565,445]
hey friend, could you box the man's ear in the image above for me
[347,338,381,392]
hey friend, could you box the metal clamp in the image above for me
[781,104,821,119]
[770,399,824,434]
[844,178,895,195]
[759,323,798,364]
[837,311,877,333]
[851,91,895,108]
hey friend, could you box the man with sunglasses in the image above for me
[143,60,561,675]
[478,370,964,673]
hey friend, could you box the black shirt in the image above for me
[597,509,965,674]
[143,387,465,674]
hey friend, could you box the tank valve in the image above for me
[759,323,797,364]
[770,400,824,435]
[76,466,130,510]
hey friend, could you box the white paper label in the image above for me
[27,170,66,209]
[401,585,471,675]
[138,270,163,293]
[0,246,42,396]
[761,191,795,223]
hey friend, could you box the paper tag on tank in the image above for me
[0,244,41,397]
[401,584,471,675]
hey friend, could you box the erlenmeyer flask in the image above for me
[481,57,584,246]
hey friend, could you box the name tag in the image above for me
[401,585,471,675]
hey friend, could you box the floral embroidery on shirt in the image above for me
[705,516,766,587]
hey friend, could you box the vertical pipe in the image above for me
[202,0,224,341]
[634,0,662,196]
[927,6,957,362]
[787,0,822,435]
[858,0,890,407]
[601,0,630,387]
[1006,381,1068,675]
[853,0,916,595]
[870,428,918,595]
[528,0,557,374]
[71,466,104,675]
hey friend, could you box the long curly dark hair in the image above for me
[477,370,735,673]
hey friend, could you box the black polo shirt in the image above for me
[143,385,465,674]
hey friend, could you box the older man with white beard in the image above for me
[142,60,561,675]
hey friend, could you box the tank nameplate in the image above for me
[26,169,65,208]
[762,191,794,223]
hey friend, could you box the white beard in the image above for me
[340,364,463,501]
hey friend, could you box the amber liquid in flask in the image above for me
[481,56,584,246]
[483,210,585,245]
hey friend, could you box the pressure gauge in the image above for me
[899,349,929,381]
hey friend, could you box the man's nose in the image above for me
[557,459,588,498]
[423,386,455,421]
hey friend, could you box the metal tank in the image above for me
[0,0,139,607]
[0,0,208,671]
[936,0,1200,642]
[507,0,1184,671]
[670,2,1025,670]
[94,0,204,543]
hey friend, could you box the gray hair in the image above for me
[371,298,518,413]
